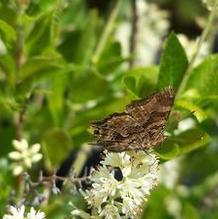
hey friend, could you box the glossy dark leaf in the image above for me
[158,32,188,90]
[42,128,72,168]
[156,128,210,160]
[122,66,159,98]
[185,55,218,98]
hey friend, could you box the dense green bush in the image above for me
[0,0,218,218]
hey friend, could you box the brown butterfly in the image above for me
[90,87,175,152]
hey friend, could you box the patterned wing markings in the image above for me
[90,87,175,152]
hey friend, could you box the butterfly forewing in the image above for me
[90,87,175,152]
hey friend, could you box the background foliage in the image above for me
[0,0,218,218]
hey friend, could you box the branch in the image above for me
[176,7,217,99]
[92,0,122,64]
[129,0,138,68]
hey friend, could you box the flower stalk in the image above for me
[176,6,217,99]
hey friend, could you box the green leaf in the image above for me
[0,158,14,217]
[58,10,99,67]
[0,3,16,28]
[156,128,210,160]
[16,55,64,96]
[185,55,218,98]
[0,54,16,84]
[122,66,159,98]
[182,203,199,219]
[47,73,67,125]
[176,100,207,122]
[142,185,173,219]
[0,19,16,48]
[68,69,109,103]
[200,118,218,137]
[57,30,81,62]
[0,123,15,157]
[180,147,218,186]
[158,32,188,90]
[96,41,127,75]
[42,128,72,168]
[26,12,52,56]
[19,56,63,80]
[73,10,99,66]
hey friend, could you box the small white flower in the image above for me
[202,0,218,10]
[70,202,98,219]
[3,206,46,219]
[85,166,120,211]
[178,34,209,65]
[71,209,92,219]
[174,118,196,135]
[13,139,28,151]
[102,152,131,168]
[100,204,120,219]
[8,139,43,175]
[101,152,132,177]
[3,205,25,219]
[122,197,141,219]
[27,207,46,219]
[119,178,144,204]
[13,166,23,176]
[159,158,181,189]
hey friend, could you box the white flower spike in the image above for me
[202,0,218,10]
[72,150,159,219]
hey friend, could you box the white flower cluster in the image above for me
[202,0,218,10]
[8,139,42,175]
[116,0,169,66]
[3,205,46,219]
[159,158,181,189]
[135,0,169,66]
[72,151,159,219]
[177,34,209,66]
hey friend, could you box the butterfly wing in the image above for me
[90,87,175,151]
[90,113,144,151]
[125,87,174,123]
[125,87,175,148]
